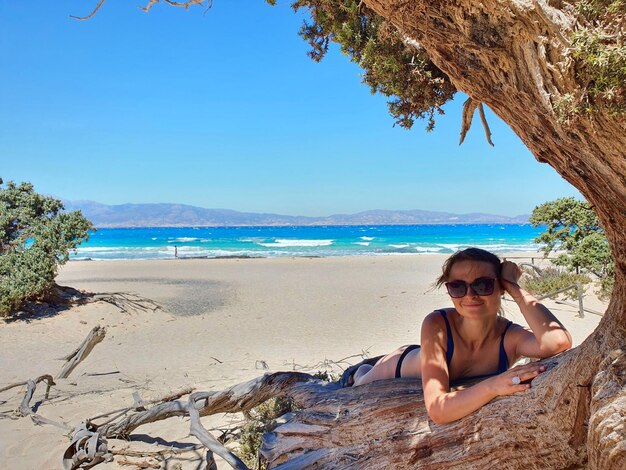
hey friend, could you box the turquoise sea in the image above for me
[72,225,544,260]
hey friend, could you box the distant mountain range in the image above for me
[62,200,530,228]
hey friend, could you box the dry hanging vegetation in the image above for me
[16,0,624,468]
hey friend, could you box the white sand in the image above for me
[0,255,605,469]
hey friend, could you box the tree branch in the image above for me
[72,0,211,20]
[187,393,249,470]
[140,0,212,13]
[69,0,107,20]
[96,372,316,439]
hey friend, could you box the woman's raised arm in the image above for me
[500,261,572,359]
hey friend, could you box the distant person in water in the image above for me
[174,246,178,258]
[352,247,572,424]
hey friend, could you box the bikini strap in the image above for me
[438,309,454,367]
[498,321,513,373]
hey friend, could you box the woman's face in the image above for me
[447,260,502,319]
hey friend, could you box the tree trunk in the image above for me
[261,1,626,468]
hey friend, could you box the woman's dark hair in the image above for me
[435,248,502,287]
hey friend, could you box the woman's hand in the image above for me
[501,260,522,285]
[486,362,547,396]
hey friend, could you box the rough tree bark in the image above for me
[259,1,625,468]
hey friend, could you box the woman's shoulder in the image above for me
[421,309,451,333]
[500,320,529,335]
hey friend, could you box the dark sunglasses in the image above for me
[445,277,496,298]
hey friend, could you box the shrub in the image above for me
[235,370,336,468]
[0,178,93,317]
[521,267,591,300]
[236,397,298,470]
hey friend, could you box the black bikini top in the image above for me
[438,309,512,382]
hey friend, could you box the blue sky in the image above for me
[0,0,580,217]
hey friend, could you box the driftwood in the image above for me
[63,422,113,470]
[97,372,315,438]
[57,326,106,379]
[14,375,55,417]
[2,324,108,434]
[11,374,73,432]
[0,375,54,396]
[58,372,318,469]
[66,347,626,470]
[117,457,161,468]
[187,393,246,470]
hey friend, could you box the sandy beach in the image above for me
[0,255,606,469]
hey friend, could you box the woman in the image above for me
[352,248,572,424]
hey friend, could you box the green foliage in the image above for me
[599,274,615,300]
[236,397,298,469]
[291,0,456,130]
[567,1,626,116]
[575,0,625,18]
[235,371,336,468]
[522,266,591,300]
[529,197,614,294]
[0,178,94,317]
[312,369,337,381]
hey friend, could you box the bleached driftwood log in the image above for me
[15,375,55,417]
[57,326,106,379]
[62,372,319,469]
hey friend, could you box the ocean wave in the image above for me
[258,239,334,248]
[354,242,370,246]
[475,243,541,253]
[170,237,201,243]
[389,244,409,249]
[360,236,374,241]
[431,243,540,254]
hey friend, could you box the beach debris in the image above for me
[57,326,106,379]
[11,374,64,430]
[1,325,110,432]
[15,375,53,415]
[116,457,161,468]
[56,372,317,469]
[187,393,247,470]
[62,422,113,470]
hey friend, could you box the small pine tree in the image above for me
[529,197,614,296]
